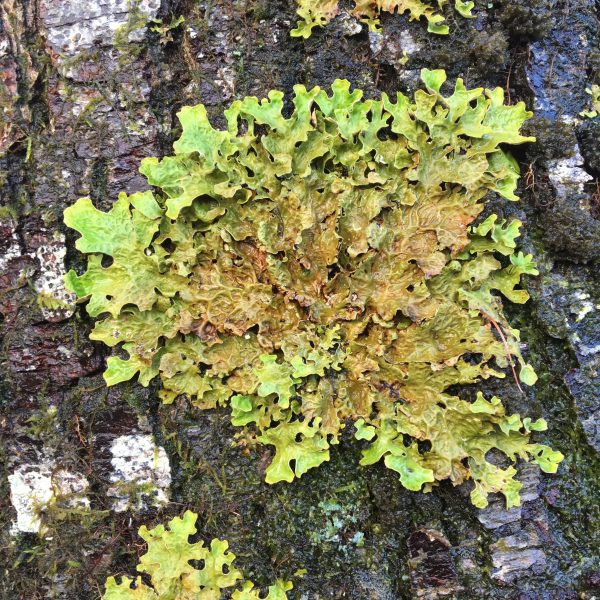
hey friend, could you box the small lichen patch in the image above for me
[103,511,292,599]
[571,291,595,323]
[8,461,90,535]
[399,29,421,55]
[547,148,593,198]
[0,219,22,271]
[33,232,76,322]
[0,222,75,321]
[42,0,161,55]
[108,434,171,512]
[291,0,475,38]
[309,501,365,557]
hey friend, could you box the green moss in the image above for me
[35,291,73,312]
[496,0,553,41]
[113,0,149,63]
[64,70,562,509]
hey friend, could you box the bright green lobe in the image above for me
[102,512,292,599]
[64,194,184,317]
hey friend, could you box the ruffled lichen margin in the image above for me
[64,69,563,509]
[103,510,292,599]
[291,0,476,38]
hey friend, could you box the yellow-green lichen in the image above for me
[291,0,475,38]
[64,70,563,508]
[103,511,292,599]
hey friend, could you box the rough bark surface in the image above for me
[0,1,599,598]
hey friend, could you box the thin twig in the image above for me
[480,309,524,394]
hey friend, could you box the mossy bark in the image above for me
[1,0,598,598]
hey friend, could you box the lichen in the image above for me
[43,0,161,56]
[8,461,90,535]
[580,84,600,119]
[309,500,365,556]
[291,0,475,38]
[108,434,172,512]
[103,511,292,599]
[64,70,563,508]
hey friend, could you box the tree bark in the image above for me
[1,0,599,598]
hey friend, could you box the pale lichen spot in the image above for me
[108,434,171,512]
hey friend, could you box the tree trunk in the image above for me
[1,0,598,598]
